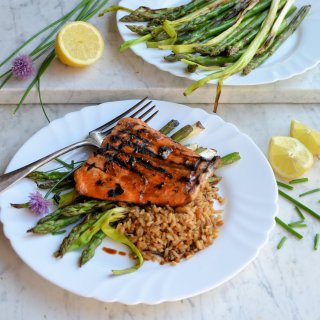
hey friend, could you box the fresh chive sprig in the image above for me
[278,189,320,221]
[289,177,308,184]
[288,221,307,228]
[275,216,303,239]
[277,181,294,190]
[277,236,287,249]
[44,163,82,199]
[295,206,305,220]
[299,188,320,198]
[314,233,320,250]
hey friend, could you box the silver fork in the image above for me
[0,98,158,193]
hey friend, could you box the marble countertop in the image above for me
[0,0,320,105]
[1,102,320,320]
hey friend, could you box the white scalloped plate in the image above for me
[0,100,277,304]
[116,0,320,85]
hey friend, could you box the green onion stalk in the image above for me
[183,0,281,112]
[243,6,310,75]
[257,0,295,54]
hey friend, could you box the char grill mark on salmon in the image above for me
[74,118,220,207]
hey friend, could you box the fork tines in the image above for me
[93,97,158,136]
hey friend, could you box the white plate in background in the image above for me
[116,0,320,85]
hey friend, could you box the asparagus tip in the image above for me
[54,250,62,258]
[195,121,205,130]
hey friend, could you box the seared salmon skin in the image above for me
[74,118,220,207]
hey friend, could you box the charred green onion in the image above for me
[257,0,295,54]
[103,0,310,112]
[243,6,311,75]
[170,121,205,142]
[159,119,180,135]
[184,0,281,96]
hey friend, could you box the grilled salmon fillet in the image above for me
[74,118,220,207]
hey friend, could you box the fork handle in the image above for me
[0,140,92,193]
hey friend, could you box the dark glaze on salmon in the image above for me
[74,118,220,207]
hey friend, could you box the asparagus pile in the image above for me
[101,0,311,112]
[12,120,240,275]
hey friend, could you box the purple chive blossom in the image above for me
[12,54,35,80]
[28,191,51,215]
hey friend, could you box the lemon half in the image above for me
[268,136,314,180]
[55,21,104,67]
[290,120,320,156]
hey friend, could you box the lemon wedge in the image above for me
[268,136,314,180]
[55,21,104,67]
[290,120,320,155]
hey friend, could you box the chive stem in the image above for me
[76,0,95,20]
[0,41,54,85]
[31,42,55,60]
[45,161,84,173]
[299,188,320,198]
[314,233,320,250]
[278,189,320,221]
[0,73,13,90]
[276,181,294,190]
[277,236,287,249]
[275,216,303,239]
[29,1,81,58]
[37,78,50,123]
[83,0,109,21]
[289,177,309,184]
[81,0,102,20]
[14,50,56,114]
[55,158,75,169]
[44,163,82,198]
[0,69,12,80]
[295,206,305,220]
[287,221,307,228]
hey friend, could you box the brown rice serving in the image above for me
[116,182,224,265]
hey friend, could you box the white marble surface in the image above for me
[0,102,320,319]
[0,0,320,105]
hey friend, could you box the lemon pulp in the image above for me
[268,136,314,180]
[290,120,320,156]
[55,21,104,67]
